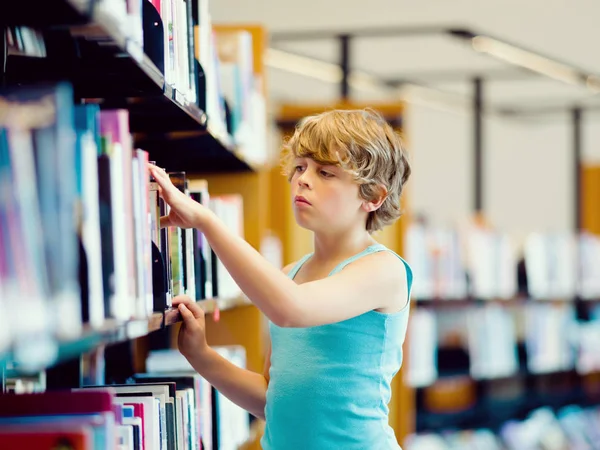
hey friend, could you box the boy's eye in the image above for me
[320,170,334,178]
[295,165,305,173]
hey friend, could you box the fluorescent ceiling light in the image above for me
[471,35,583,86]
[586,75,600,93]
[265,47,469,113]
[265,48,343,84]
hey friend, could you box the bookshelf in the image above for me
[3,0,257,173]
[403,215,600,448]
[1,1,271,449]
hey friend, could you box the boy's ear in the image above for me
[362,185,388,212]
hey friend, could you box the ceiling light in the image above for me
[586,75,600,94]
[265,48,342,84]
[471,35,583,86]
[265,48,469,114]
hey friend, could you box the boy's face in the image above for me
[290,157,366,233]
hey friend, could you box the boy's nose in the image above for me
[297,172,312,188]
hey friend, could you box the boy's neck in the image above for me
[312,228,376,263]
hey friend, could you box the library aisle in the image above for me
[2,0,600,449]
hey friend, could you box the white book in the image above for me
[117,425,135,450]
[109,143,134,320]
[7,129,51,337]
[404,223,434,300]
[467,228,496,299]
[174,394,185,450]
[435,228,468,299]
[576,321,600,374]
[468,304,518,379]
[114,396,161,450]
[406,309,437,387]
[525,232,577,300]
[578,232,600,299]
[525,303,576,374]
[553,233,577,299]
[214,346,249,449]
[131,156,147,318]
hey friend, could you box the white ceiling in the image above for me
[210,0,600,114]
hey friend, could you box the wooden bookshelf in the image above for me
[583,165,600,235]
[2,4,270,448]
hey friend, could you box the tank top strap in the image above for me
[328,244,413,290]
[287,253,313,280]
[328,243,389,276]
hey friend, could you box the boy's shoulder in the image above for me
[353,249,408,280]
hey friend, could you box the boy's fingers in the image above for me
[178,304,197,323]
[173,296,204,318]
[159,215,172,229]
[172,295,193,305]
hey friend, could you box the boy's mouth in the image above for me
[294,195,312,205]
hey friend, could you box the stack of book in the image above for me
[404,222,600,302]
[129,0,266,163]
[4,26,46,57]
[0,82,246,372]
[0,346,250,449]
[406,301,581,386]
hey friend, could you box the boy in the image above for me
[149,108,413,449]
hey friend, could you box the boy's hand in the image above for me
[148,164,207,229]
[173,295,210,361]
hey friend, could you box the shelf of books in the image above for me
[3,0,269,173]
[1,1,270,448]
[403,218,600,449]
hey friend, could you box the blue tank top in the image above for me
[261,244,413,450]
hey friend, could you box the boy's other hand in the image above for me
[172,295,210,360]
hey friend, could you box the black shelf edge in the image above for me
[135,132,259,174]
[0,0,90,27]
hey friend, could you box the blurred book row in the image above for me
[0,83,246,372]
[407,405,600,450]
[5,26,46,57]
[407,302,600,387]
[1,346,249,450]
[405,221,600,301]
[5,0,267,165]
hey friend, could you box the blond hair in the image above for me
[281,108,411,233]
